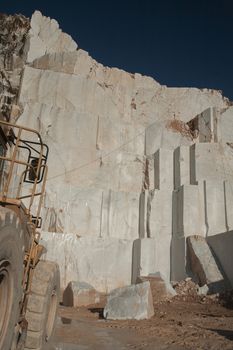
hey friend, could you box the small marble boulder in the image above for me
[63,281,100,307]
[104,281,154,320]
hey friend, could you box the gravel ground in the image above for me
[46,289,233,350]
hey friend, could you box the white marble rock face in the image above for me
[41,233,134,293]
[26,11,77,63]
[13,11,233,292]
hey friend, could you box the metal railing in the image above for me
[0,120,50,321]
[0,119,48,230]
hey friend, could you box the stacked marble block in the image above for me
[40,106,233,291]
[172,143,233,281]
[142,107,233,284]
[137,149,174,282]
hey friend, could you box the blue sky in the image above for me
[1,0,233,100]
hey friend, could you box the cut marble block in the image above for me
[174,146,190,189]
[208,231,233,288]
[63,281,100,307]
[132,238,156,284]
[204,180,227,237]
[104,281,154,320]
[190,143,218,184]
[190,142,233,185]
[154,148,174,190]
[41,233,133,293]
[224,181,233,231]
[154,234,172,281]
[148,190,173,238]
[171,236,187,281]
[138,190,173,281]
[187,235,225,293]
[173,184,206,238]
[198,107,218,142]
[217,106,233,143]
[188,107,218,143]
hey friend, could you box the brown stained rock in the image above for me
[137,273,176,304]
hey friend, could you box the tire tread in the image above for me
[24,260,60,349]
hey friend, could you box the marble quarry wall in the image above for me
[1,11,233,293]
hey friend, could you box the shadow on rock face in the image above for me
[206,328,233,341]
[61,316,72,324]
[88,307,104,319]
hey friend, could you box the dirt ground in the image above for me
[49,289,233,350]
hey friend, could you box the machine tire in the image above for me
[25,260,60,349]
[0,208,24,350]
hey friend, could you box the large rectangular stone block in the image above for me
[188,107,218,143]
[198,107,218,143]
[207,231,233,288]
[148,189,173,238]
[41,233,134,293]
[223,180,233,232]
[103,281,154,320]
[217,106,233,144]
[63,281,100,307]
[173,184,206,238]
[132,238,156,283]
[204,180,227,236]
[187,235,226,293]
[146,189,173,281]
[171,236,187,281]
[190,143,233,185]
[154,234,172,281]
[154,148,173,190]
[174,146,190,189]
